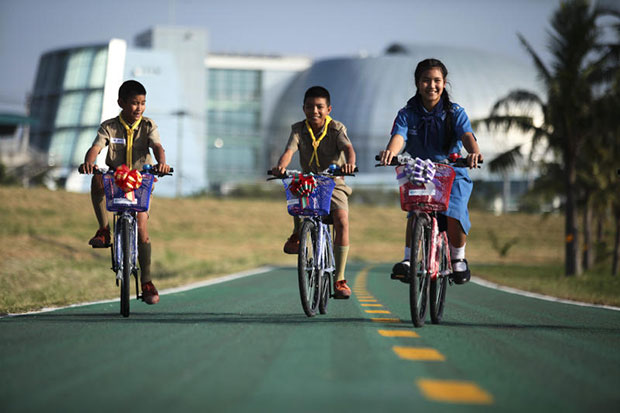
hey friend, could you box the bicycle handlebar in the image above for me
[267,166,358,180]
[85,165,174,177]
[374,155,482,168]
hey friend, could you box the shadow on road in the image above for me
[2,311,393,326]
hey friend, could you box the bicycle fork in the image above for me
[111,212,140,298]
[313,220,335,295]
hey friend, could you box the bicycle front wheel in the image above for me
[430,232,449,324]
[318,239,332,314]
[298,220,320,317]
[120,220,131,318]
[409,215,430,327]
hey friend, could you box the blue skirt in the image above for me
[408,168,473,234]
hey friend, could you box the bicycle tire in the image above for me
[120,219,131,318]
[319,239,332,314]
[430,232,449,324]
[409,215,430,327]
[298,220,319,317]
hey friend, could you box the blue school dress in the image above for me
[390,95,475,234]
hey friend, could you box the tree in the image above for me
[476,0,620,276]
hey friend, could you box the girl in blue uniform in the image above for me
[379,58,483,284]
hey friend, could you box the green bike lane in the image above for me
[1,263,619,412]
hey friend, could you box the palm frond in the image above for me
[489,90,545,115]
[488,145,523,175]
[475,115,538,135]
[518,33,552,84]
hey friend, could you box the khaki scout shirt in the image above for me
[92,116,161,170]
[285,119,352,174]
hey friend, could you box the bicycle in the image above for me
[269,166,356,317]
[376,154,478,327]
[96,165,172,317]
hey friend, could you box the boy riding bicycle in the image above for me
[271,86,357,299]
[78,80,171,304]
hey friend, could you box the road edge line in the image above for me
[471,276,620,312]
[1,266,277,318]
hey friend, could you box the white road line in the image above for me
[2,266,276,318]
[471,276,620,312]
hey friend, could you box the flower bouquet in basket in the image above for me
[396,158,455,212]
[283,173,335,216]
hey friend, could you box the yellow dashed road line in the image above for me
[393,346,446,361]
[377,329,419,338]
[370,317,402,323]
[354,265,493,406]
[417,379,494,404]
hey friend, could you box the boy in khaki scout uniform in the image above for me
[79,80,171,305]
[271,86,357,299]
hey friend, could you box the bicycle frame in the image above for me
[311,216,335,278]
[418,212,452,281]
[111,210,140,298]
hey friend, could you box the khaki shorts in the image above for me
[330,178,352,212]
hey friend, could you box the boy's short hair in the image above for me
[118,80,147,101]
[304,86,330,106]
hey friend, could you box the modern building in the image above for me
[27,26,310,197]
[206,53,310,191]
[267,44,540,210]
[25,27,538,209]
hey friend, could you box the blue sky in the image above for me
[0,0,560,112]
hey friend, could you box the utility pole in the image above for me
[173,110,187,197]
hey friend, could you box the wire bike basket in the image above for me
[396,163,455,213]
[103,173,154,212]
[283,174,335,216]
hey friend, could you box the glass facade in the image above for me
[268,45,539,182]
[29,45,107,168]
[207,68,262,187]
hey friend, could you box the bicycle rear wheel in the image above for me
[298,220,320,317]
[409,215,430,327]
[430,232,449,324]
[120,220,131,318]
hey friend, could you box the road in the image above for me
[1,264,619,412]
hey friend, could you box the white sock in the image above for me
[450,243,467,271]
[404,246,411,262]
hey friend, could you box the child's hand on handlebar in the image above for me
[154,163,171,175]
[78,162,98,174]
[271,165,287,177]
[466,153,484,169]
[341,163,356,174]
[378,150,396,166]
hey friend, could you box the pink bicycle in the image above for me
[377,154,474,327]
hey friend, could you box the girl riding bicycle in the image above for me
[379,58,483,284]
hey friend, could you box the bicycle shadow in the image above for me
[2,311,396,326]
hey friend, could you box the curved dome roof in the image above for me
[267,44,539,180]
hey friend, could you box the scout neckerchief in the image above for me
[305,115,332,168]
[407,94,447,152]
[118,114,142,168]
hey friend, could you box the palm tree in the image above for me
[476,0,619,276]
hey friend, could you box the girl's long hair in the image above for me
[414,59,455,153]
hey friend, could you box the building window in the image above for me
[55,92,86,127]
[63,49,95,90]
[81,91,103,125]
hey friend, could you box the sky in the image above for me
[0,0,562,113]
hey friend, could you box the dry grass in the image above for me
[1,185,617,313]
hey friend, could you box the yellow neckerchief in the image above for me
[305,115,332,168]
[118,115,142,168]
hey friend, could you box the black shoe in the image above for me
[450,259,470,285]
[391,260,410,282]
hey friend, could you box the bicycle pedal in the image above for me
[390,273,410,284]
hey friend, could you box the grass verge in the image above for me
[1,186,619,314]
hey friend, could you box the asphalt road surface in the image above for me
[2,264,619,412]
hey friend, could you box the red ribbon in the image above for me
[289,174,317,208]
[113,164,143,201]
